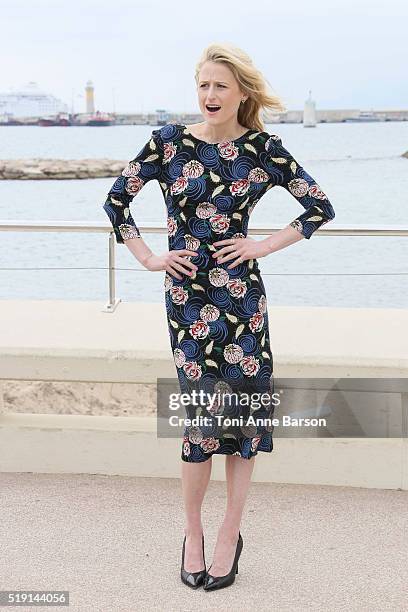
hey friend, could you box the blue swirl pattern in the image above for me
[102,123,335,462]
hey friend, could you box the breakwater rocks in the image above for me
[0,159,128,180]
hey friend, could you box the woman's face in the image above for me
[196,61,246,125]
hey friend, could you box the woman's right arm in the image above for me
[102,128,198,278]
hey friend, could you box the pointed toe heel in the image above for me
[180,533,206,589]
[203,531,243,592]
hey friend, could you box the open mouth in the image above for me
[206,105,221,114]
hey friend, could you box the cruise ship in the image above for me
[0,81,69,120]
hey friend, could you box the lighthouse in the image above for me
[303,90,316,127]
[85,80,95,114]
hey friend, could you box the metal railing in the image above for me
[1,220,407,312]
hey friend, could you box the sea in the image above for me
[0,121,407,308]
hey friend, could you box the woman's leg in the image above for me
[181,457,212,572]
[209,455,255,576]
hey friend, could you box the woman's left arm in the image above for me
[213,135,336,266]
[265,134,335,243]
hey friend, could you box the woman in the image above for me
[102,42,335,592]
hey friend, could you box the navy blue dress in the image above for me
[103,123,335,462]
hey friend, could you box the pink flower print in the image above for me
[230,178,250,196]
[184,234,201,250]
[227,278,247,298]
[208,267,229,287]
[288,178,308,197]
[258,295,267,314]
[248,167,269,183]
[200,437,220,453]
[183,361,203,381]
[218,141,239,161]
[251,436,261,452]
[224,343,244,364]
[125,176,144,195]
[196,202,217,219]
[122,161,141,177]
[170,176,189,195]
[240,355,260,376]
[163,142,177,164]
[189,320,210,340]
[170,286,189,305]
[309,184,328,199]
[164,273,173,292]
[209,213,230,234]
[182,160,205,179]
[200,304,220,322]
[167,216,177,236]
[249,312,264,333]
[174,348,186,368]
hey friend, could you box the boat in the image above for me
[85,111,113,126]
[345,112,381,123]
[38,112,72,126]
[0,114,23,126]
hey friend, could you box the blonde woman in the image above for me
[103,42,335,591]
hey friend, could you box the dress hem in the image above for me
[181,444,273,463]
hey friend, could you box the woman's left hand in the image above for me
[212,237,271,269]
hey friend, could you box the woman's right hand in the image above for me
[144,249,199,280]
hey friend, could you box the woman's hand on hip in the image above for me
[144,249,199,280]
[212,237,271,269]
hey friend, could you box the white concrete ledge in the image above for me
[1,300,408,381]
[0,413,406,489]
[0,348,176,383]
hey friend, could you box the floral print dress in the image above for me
[103,123,335,462]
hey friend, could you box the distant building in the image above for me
[0,81,68,118]
[303,90,316,127]
[85,80,95,114]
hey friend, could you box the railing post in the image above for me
[102,231,121,313]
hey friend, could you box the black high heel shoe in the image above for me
[180,533,206,589]
[203,531,243,591]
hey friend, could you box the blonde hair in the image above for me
[194,42,286,132]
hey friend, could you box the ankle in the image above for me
[184,526,204,538]
[218,525,240,541]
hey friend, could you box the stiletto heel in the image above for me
[203,531,243,591]
[180,533,206,589]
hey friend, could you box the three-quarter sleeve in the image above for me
[103,128,164,244]
[266,134,335,239]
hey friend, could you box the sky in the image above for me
[1,0,407,114]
